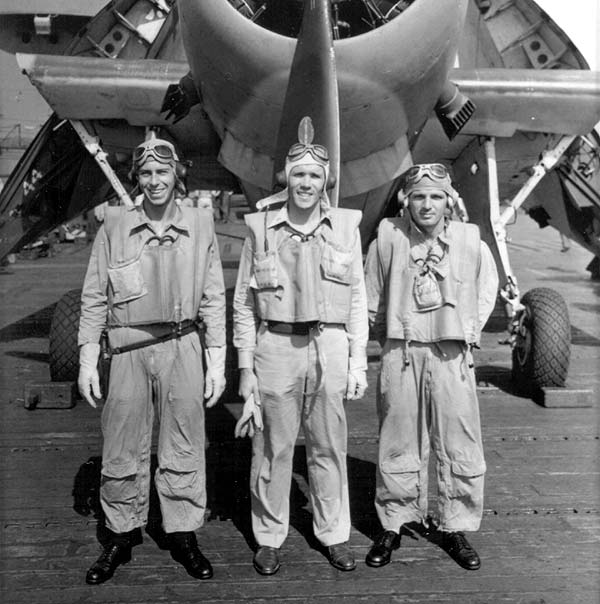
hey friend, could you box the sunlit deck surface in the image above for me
[1,215,598,603]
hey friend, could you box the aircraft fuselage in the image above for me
[179,0,468,214]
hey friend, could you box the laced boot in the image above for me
[86,534,132,585]
[365,530,399,568]
[170,531,213,580]
[441,531,481,570]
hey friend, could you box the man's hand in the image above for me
[238,367,260,404]
[234,393,263,438]
[345,368,367,400]
[204,346,226,408]
[78,343,102,408]
[234,368,262,438]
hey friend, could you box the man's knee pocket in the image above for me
[101,460,138,498]
[157,456,203,494]
[380,454,421,500]
[447,457,486,497]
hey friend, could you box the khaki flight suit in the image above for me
[365,215,498,532]
[233,204,368,548]
[78,200,226,534]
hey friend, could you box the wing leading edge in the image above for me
[17,53,600,154]
[453,68,600,137]
[16,53,188,126]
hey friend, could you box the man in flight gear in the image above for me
[364,163,498,571]
[77,135,227,584]
[233,117,368,575]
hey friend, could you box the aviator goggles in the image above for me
[132,139,179,166]
[403,163,449,185]
[287,142,329,164]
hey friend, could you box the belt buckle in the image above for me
[175,320,183,337]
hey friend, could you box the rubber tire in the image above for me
[49,289,82,382]
[511,287,571,392]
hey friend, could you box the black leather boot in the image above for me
[86,536,132,585]
[170,531,213,580]
[441,531,481,570]
[365,530,399,567]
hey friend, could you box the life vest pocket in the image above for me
[107,257,148,304]
[321,241,353,284]
[252,250,279,289]
[413,271,443,311]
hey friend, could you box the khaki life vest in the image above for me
[244,206,362,324]
[376,216,482,344]
[102,204,214,326]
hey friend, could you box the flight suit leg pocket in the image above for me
[380,453,421,503]
[449,457,486,498]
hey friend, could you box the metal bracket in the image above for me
[498,134,576,228]
[70,120,133,207]
[484,136,520,315]
[484,134,575,326]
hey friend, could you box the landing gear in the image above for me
[483,136,575,395]
[511,288,571,392]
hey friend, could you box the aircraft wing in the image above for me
[453,68,600,137]
[16,54,188,126]
[416,68,600,283]
[18,53,600,147]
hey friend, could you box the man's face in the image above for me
[288,164,325,212]
[137,159,176,208]
[407,187,447,232]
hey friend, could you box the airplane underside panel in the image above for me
[526,137,600,259]
[0,117,110,261]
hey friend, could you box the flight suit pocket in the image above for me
[107,257,147,304]
[450,458,486,497]
[160,454,203,473]
[252,250,279,289]
[321,241,352,284]
[380,453,421,501]
[381,453,421,474]
[102,459,137,479]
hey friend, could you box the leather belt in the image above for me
[108,318,205,355]
[266,321,345,335]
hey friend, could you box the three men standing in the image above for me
[78,135,226,584]
[364,163,498,571]
[79,129,497,581]
[233,117,368,574]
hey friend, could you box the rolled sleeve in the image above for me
[78,227,109,346]
[233,235,258,369]
[200,233,227,348]
[347,232,368,371]
[364,237,387,345]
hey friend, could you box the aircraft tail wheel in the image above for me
[511,287,571,392]
[49,289,82,382]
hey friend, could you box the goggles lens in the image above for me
[133,142,178,163]
[287,142,329,163]
[404,163,449,184]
